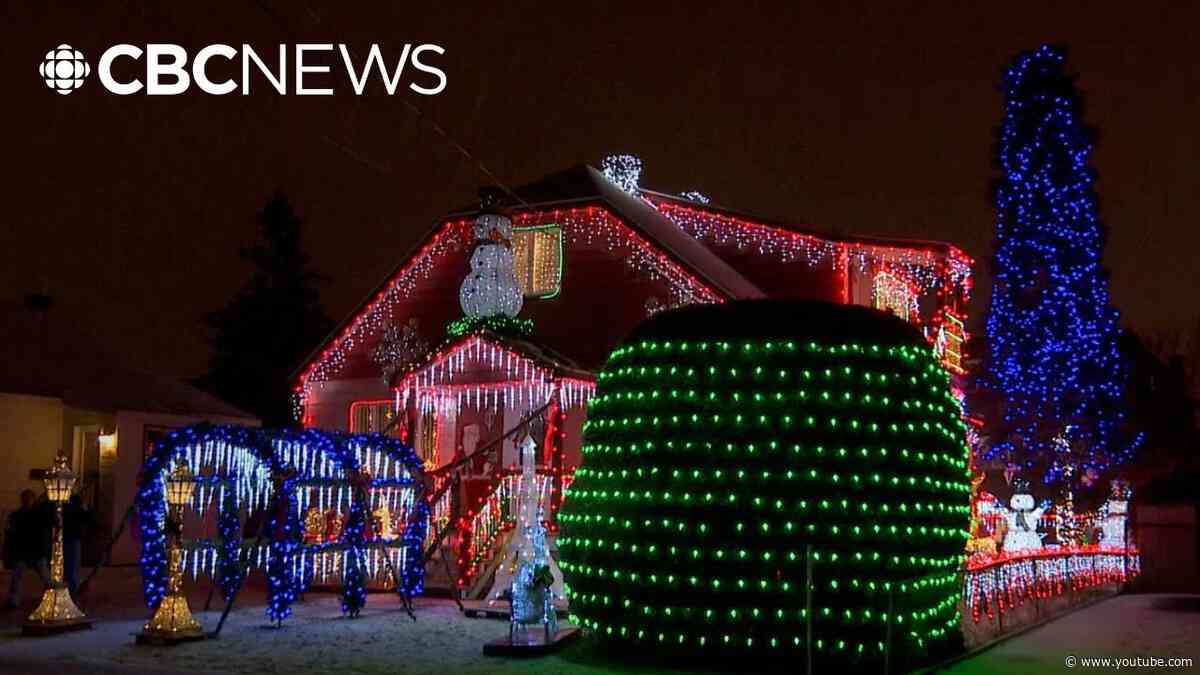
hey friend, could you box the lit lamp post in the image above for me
[137,462,204,645]
[23,455,92,635]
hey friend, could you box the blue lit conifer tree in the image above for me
[983,45,1140,485]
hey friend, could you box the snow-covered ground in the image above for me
[0,567,690,675]
[0,568,1195,674]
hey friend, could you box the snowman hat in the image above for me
[1109,479,1132,500]
[478,186,508,213]
[472,187,514,242]
[1012,478,1031,494]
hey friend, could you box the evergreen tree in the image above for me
[199,193,334,427]
[982,45,1140,486]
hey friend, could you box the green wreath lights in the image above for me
[446,314,535,339]
[558,301,970,670]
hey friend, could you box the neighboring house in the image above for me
[0,301,258,565]
[294,163,973,469]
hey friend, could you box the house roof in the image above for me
[461,165,968,261]
[642,190,971,258]
[293,165,764,383]
[0,303,258,420]
[391,328,595,389]
[452,165,766,301]
[295,162,970,385]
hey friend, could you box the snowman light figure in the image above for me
[1099,481,1131,548]
[459,195,523,320]
[1002,479,1046,553]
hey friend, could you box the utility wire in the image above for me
[250,0,529,207]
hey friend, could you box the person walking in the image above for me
[4,489,52,609]
[61,494,90,596]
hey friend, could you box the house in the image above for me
[0,300,258,565]
[295,162,972,474]
[291,161,973,591]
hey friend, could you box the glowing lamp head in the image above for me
[43,454,75,503]
[165,462,197,508]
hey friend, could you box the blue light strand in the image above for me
[265,471,301,625]
[135,461,170,609]
[216,484,244,601]
[335,441,367,617]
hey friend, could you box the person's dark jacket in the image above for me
[61,496,91,542]
[3,502,53,567]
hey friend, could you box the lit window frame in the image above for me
[512,223,564,299]
[347,399,397,435]
[872,271,916,322]
[936,309,967,374]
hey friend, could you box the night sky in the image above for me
[5,2,1198,380]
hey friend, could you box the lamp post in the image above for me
[137,462,204,645]
[23,455,92,635]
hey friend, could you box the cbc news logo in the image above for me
[38,42,446,97]
[40,44,91,95]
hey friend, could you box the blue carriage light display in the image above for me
[135,423,429,625]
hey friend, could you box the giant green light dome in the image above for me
[559,301,970,670]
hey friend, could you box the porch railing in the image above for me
[419,401,556,593]
[456,468,576,591]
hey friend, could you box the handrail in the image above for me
[422,474,459,558]
[417,400,553,591]
[424,474,458,517]
[428,400,553,478]
[965,543,1137,571]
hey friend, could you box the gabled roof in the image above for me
[642,189,972,258]
[294,163,970,386]
[391,328,594,390]
[452,165,765,301]
[0,304,257,420]
[294,165,766,384]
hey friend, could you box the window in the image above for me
[872,272,914,322]
[511,224,563,298]
[349,400,396,435]
[417,409,439,466]
[936,310,967,374]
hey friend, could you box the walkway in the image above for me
[942,594,1198,674]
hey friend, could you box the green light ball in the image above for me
[559,301,970,669]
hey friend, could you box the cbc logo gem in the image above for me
[40,44,90,95]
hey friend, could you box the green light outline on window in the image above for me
[514,223,564,299]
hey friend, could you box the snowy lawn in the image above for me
[0,567,704,675]
[1,568,1194,674]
